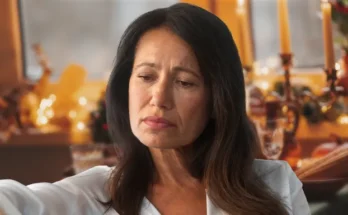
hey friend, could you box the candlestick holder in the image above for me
[277,53,301,169]
[320,67,344,106]
[279,53,293,102]
[279,53,300,131]
[325,67,338,93]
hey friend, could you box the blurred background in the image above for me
[1,0,348,214]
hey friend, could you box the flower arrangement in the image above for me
[331,0,348,97]
[331,0,348,51]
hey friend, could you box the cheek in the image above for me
[128,79,147,120]
[177,92,209,122]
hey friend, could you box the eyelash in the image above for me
[175,80,195,88]
[137,75,195,88]
[138,75,153,82]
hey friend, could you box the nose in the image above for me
[149,78,173,110]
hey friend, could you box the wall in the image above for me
[251,0,341,68]
[21,0,246,81]
[21,0,177,81]
[22,0,245,102]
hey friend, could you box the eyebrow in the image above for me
[134,62,201,79]
[172,66,201,79]
[134,62,158,69]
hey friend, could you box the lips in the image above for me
[143,116,175,129]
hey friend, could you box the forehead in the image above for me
[134,27,198,67]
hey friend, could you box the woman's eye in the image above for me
[138,75,153,82]
[176,80,195,88]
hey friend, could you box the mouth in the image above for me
[143,116,176,129]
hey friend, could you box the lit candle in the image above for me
[237,0,253,67]
[321,0,335,69]
[277,0,292,54]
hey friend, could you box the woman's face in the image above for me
[128,27,210,149]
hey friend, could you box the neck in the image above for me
[149,147,200,187]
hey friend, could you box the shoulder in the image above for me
[57,165,113,186]
[253,159,300,195]
[0,166,116,215]
[252,159,301,191]
[252,159,310,214]
[29,165,115,209]
[252,159,291,177]
[52,165,114,201]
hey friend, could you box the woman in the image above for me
[0,3,310,215]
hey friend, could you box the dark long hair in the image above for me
[106,3,288,215]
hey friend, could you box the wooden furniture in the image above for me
[0,143,72,185]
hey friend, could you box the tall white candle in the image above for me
[321,0,335,68]
[277,0,292,54]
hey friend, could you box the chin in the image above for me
[137,134,184,149]
[145,143,180,149]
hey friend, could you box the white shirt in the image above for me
[0,159,310,215]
